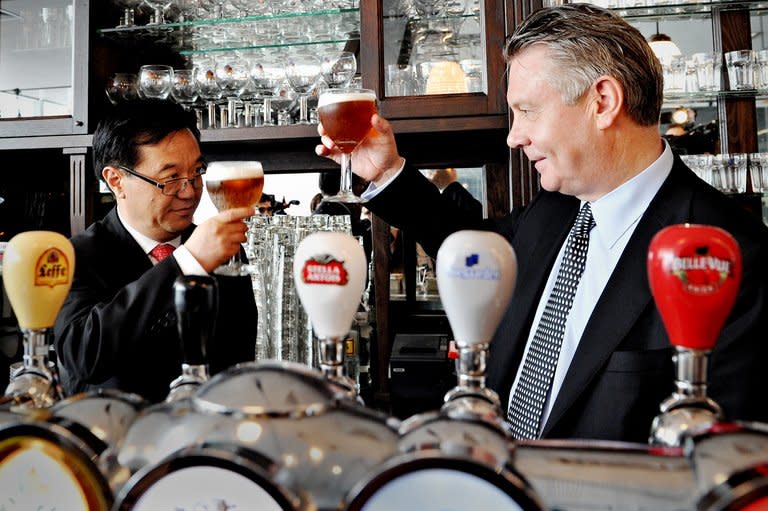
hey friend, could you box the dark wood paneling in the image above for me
[718,8,757,155]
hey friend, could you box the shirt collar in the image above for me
[588,140,673,250]
[116,207,181,255]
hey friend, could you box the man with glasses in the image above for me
[54,99,257,403]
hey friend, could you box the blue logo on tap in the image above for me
[465,254,479,267]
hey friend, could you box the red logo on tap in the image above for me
[301,255,349,286]
[669,246,734,295]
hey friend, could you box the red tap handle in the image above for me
[647,224,741,351]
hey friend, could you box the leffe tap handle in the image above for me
[174,275,218,366]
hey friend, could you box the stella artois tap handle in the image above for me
[293,232,366,392]
[647,224,741,446]
[167,275,217,402]
[436,230,517,410]
[2,231,74,409]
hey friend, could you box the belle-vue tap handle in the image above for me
[174,275,218,366]
[647,224,741,351]
[436,230,517,348]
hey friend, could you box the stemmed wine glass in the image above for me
[106,73,139,104]
[204,161,265,276]
[321,51,357,89]
[251,60,284,126]
[318,88,378,203]
[170,69,199,110]
[196,59,223,128]
[139,65,174,99]
[215,56,249,127]
[284,53,322,125]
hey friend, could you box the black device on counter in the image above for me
[389,333,455,419]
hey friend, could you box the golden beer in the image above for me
[318,91,377,154]
[2,231,75,330]
[204,161,265,211]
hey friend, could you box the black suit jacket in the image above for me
[53,208,257,403]
[367,156,768,442]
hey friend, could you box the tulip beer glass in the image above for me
[318,88,377,203]
[204,161,264,276]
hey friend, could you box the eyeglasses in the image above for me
[118,164,206,196]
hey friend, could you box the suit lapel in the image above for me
[488,193,580,406]
[542,160,696,436]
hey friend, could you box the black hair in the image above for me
[92,99,200,182]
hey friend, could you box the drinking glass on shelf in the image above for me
[757,49,768,90]
[272,78,298,126]
[204,161,265,276]
[170,69,199,110]
[105,73,139,104]
[285,53,322,124]
[139,65,174,99]
[318,88,378,203]
[692,52,722,92]
[749,153,768,193]
[114,0,143,27]
[321,51,357,89]
[250,61,283,126]
[215,57,249,127]
[196,62,223,128]
[143,0,174,24]
[725,50,756,91]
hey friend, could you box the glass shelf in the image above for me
[97,7,361,54]
[606,0,768,20]
[663,88,768,106]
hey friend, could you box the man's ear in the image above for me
[102,166,125,198]
[592,75,624,130]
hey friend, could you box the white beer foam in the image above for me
[318,91,377,108]
[206,161,264,180]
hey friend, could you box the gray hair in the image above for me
[504,4,663,127]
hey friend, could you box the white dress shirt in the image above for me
[117,208,207,275]
[508,143,674,434]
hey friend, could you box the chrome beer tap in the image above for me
[293,231,367,396]
[166,275,217,402]
[647,224,741,447]
[436,230,517,417]
[1,231,74,409]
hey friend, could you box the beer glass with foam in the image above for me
[204,161,264,276]
[317,88,377,203]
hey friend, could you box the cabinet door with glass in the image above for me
[0,0,88,136]
[362,0,508,120]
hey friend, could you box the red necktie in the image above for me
[149,243,175,262]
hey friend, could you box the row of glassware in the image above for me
[106,47,357,127]
[113,0,358,27]
[564,0,748,8]
[661,49,768,95]
[244,213,366,378]
[681,152,768,194]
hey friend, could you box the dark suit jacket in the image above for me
[53,208,257,403]
[367,157,768,442]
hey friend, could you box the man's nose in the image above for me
[506,120,529,149]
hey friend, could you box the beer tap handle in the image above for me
[167,276,217,401]
[647,224,741,352]
[174,275,218,367]
[293,232,366,392]
[436,230,517,409]
[2,230,74,408]
[647,224,741,446]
